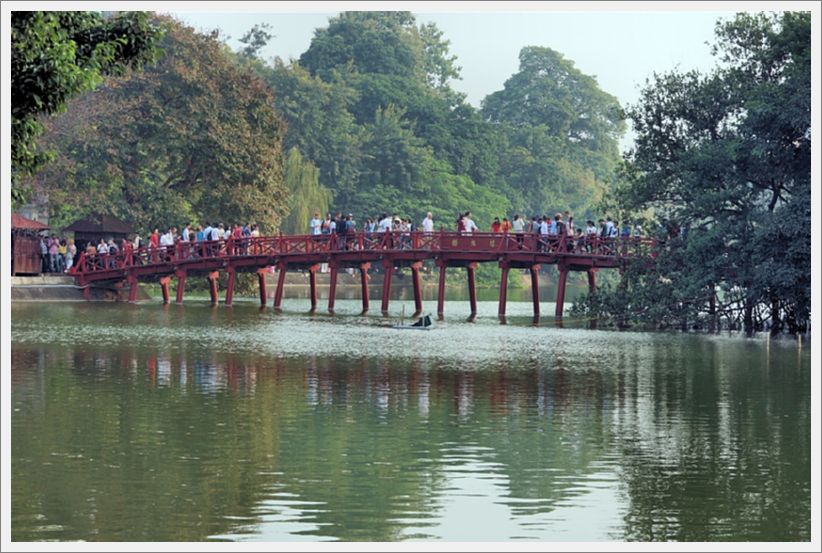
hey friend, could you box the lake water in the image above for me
[10,298,811,541]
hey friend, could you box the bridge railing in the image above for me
[68,231,658,278]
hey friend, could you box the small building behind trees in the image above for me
[11,212,49,275]
[63,214,134,252]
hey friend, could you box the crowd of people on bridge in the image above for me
[75,208,647,269]
[305,210,644,253]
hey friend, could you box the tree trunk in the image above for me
[770,297,781,336]
[743,297,754,336]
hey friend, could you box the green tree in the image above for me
[576,12,810,335]
[11,11,162,205]
[279,147,332,235]
[482,46,626,218]
[33,16,287,234]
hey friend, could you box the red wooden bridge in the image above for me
[68,231,656,319]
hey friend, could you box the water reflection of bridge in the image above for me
[69,231,656,319]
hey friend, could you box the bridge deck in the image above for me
[69,231,656,320]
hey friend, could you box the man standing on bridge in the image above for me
[422,212,434,233]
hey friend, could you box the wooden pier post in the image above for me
[360,262,370,313]
[207,271,219,305]
[436,260,447,320]
[128,273,139,303]
[498,262,510,318]
[328,263,338,313]
[175,269,186,304]
[273,262,286,310]
[587,269,597,329]
[160,275,171,304]
[257,268,267,307]
[308,264,319,312]
[381,260,394,314]
[411,261,423,316]
[555,265,569,319]
[530,264,541,317]
[467,262,478,319]
[224,267,236,306]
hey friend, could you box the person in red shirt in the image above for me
[500,217,512,233]
[491,217,502,233]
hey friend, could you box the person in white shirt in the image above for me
[160,229,173,247]
[586,220,598,236]
[512,214,525,249]
[379,214,393,232]
[539,217,549,251]
[463,211,478,234]
[309,212,323,235]
[421,212,434,233]
[604,217,615,237]
[182,224,190,242]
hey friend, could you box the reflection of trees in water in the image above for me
[612,339,811,541]
[10,339,810,541]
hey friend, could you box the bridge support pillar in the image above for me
[83,285,91,301]
[555,265,569,319]
[498,262,510,319]
[175,270,186,304]
[467,262,477,320]
[308,264,319,312]
[225,268,236,306]
[381,260,394,315]
[587,269,598,329]
[411,261,423,316]
[328,263,338,313]
[436,260,447,320]
[273,263,287,311]
[360,262,370,313]
[530,265,541,317]
[128,274,139,303]
[160,276,172,304]
[208,271,219,305]
[257,268,267,307]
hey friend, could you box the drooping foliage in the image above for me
[279,148,332,235]
[573,12,810,334]
[11,11,162,205]
[34,16,288,234]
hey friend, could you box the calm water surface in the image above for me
[11,298,811,541]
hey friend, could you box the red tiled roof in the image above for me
[11,212,49,230]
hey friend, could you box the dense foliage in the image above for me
[573,12,811,335]
[481,46,625,216]
[11,11,162,205]
[33,16,287,233]
[255,12,622,229]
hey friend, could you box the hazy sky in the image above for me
[170,8,738,149]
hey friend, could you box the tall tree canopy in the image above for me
[11,11,162,205]
[482,46,626,217]
[34,16,287,233]
[575,12,810,334]
[257,11,510,228]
